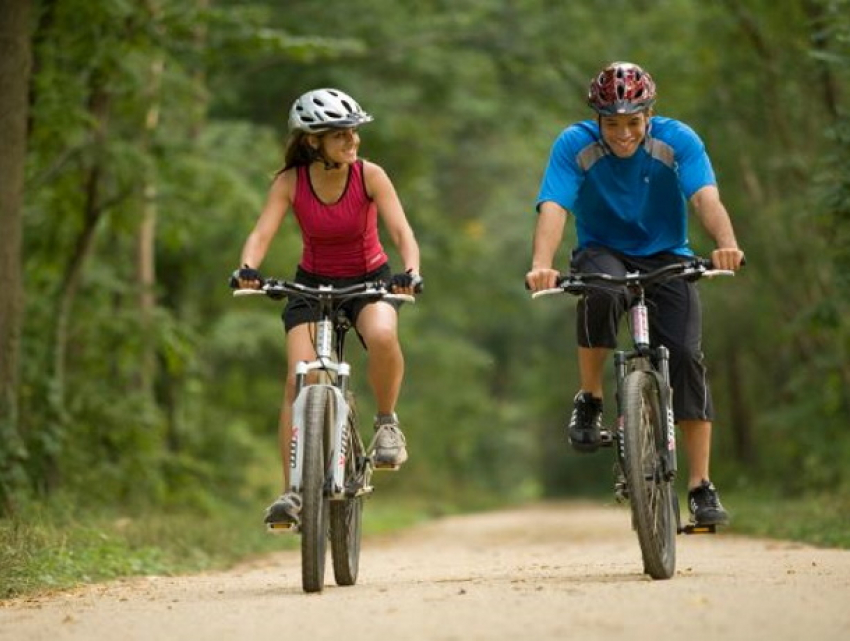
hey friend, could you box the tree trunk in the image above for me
[802,0,843,120]
[158,0,211,455]
[47,77,111,491]
[138,58,164,396]
[0,0,33,516]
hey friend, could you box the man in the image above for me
[525,62,744,526]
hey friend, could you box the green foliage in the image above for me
[5,0,849,544]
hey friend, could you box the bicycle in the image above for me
[234,279,415,593]
[532,257,735,580]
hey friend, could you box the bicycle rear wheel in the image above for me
[301,386,333,593]
[622,369,676,580]
[330,398,364,586]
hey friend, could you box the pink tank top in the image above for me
[292,160,388,277]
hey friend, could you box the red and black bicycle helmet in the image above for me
[587,62,657,115]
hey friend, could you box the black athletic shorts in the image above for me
[282,263,400,334]
[570,246,714,422]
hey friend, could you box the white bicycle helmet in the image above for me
[288,88,374,133]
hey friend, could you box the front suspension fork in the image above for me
[612,347,678,483]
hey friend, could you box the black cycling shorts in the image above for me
[282,263,400,334]
[570,246,714,422]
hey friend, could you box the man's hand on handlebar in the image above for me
[710,248,746,271]
[525,267,560,292]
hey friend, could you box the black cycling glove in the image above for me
[389,269,424,293]
[229,264,264,289]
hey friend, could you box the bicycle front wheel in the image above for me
[330,396,363,586]
[301,386,333,593]
[622,369,677,580]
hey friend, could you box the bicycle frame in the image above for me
[289,303,356,500]
[532,258,735,578]
[613,286,678,484]
[235,278,415,592]
[235,280,413,501]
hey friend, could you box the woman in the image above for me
[232,88,422,526]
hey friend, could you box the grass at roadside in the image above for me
[723,490,850,548]
[2,491,847,600]
[0,496,444,600]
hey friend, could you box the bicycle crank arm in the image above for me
[333,477,375,499]
[345,485,374,498]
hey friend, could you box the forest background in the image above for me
[1,0,848,595]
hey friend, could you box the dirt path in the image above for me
[2,502,849,641]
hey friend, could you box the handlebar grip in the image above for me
[385,293,416,303]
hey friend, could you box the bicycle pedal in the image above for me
[598,429,614,447]
[614,484,629,503]
[373,462,400,471]
[344,483,375,497]
[680,523,717,535]
[266,521,298,534]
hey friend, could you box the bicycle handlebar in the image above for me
[232,278,416,304]
[531,257,736,299]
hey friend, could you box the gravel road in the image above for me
[2,502,848,641]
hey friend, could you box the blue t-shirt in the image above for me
[535,116,716,256]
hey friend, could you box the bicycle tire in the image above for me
[330,399,363,586]
[300,386,333,593]
[622,369,677,580]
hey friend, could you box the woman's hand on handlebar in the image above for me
[389,269,424,295]
[229,264,264,290]
[525,267,560,292]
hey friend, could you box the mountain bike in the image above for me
[532,257,735,580]
[234,279,414,593]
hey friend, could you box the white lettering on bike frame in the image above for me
[666,400,676,451]
[288,384,349,496]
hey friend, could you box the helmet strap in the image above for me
[596,112,652,153]
[308,135,342,170]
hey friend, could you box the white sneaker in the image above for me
[263,491,302,525]
[373,418,408,468]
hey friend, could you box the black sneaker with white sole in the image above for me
[568,391,603,453]
[688,480,730,526]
